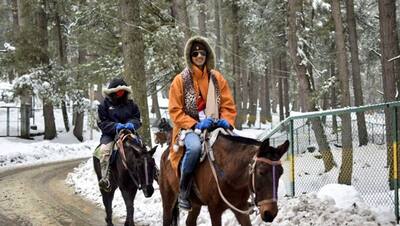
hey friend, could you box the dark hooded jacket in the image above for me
[98,78,141,144]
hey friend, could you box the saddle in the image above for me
[177,128,235,203]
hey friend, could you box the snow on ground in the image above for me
[64,127,397,226]
[65,155,396,226]
[0,131,98,171]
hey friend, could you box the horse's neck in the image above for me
[213,137,257,188]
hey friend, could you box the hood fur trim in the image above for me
[184,36,216,70]
[102,85,132,96]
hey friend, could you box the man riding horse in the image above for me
[95,77,142,191]
[168,36,237,210]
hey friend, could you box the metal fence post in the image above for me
[296,129,299,154]
[289,119,295,197]
[6,107,9,136]
[308,121,311,145]
[392,106,399,223]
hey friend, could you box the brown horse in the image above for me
[159,133,289,226]
[154,118,172,147]
[94,129,158,226]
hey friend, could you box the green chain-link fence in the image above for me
[257,101,400,223]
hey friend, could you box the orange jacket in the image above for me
[168,65,237,173]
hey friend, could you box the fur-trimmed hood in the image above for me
[102,78,132,96]
[184,36,216,70]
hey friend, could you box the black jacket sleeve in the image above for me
[127,101,142,130]
[97,103,117,136]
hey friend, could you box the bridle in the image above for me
[205,132,282,215]
[249,156,282,206]
[116,132,153,190]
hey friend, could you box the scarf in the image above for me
[182,67,221,121]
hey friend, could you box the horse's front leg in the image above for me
[186,205,201,226]
[233,210,252,226]
[208,205,224,226]
[101,188,117,226]
[160,180,178,226]
[120,188,137,226]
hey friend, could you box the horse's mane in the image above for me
[218,133,261,146]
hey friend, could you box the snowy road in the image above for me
[0,158,115,226]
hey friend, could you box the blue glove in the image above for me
[216,119,230,129]
[125,122,135,131]
[195,117,213,130]
[115,123,125,132]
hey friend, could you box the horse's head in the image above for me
[158,118,172,132]
[250,139,289,222]
[118,129,157,198]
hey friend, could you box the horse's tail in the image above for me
[172,201,179,226]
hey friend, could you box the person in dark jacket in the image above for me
[97,78,141,191]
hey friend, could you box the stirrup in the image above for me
[178,197,192,211]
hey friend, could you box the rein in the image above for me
[204,131,281,215]
[116,133,141,189]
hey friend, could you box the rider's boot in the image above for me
[99,159,112,192]
[178,172,193,211]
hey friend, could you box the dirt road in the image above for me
[0,159,115,226]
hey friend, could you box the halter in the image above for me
[249,156,282,206]
[204,131,281,215]
[116,132,146,189]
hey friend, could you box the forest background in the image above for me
[0,0,399,149]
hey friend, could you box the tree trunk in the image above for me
[171,0,190,57]
[345,0,368,146]
[330,48,338,133]
[73,0,87,141]
[43,99,56,139]
[231,2,243,129]
[242,66,249,115]
[55,2,69,132]
[331,0,353,185]
[259,64,272,124]
[277,58,284,122]
[282,57,290,118]
[151,86,161,122]
[38,0,56,140]
[17,0,35,138]
[73,110,84,142]
[288,0,335,172]
[214,0,221,67]
[61,100,69,132]
[264,65,272,122]
[378,0,400,189]
[248,70,258,127]
[119,0,151,145]
[198,0,207,36]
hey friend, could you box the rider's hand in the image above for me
[216,119,231,129]
[115,123,125,132]
[195,117,213,131]
[125,122,135,131]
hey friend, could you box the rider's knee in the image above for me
[99,142,114,162]
[184,133,201,154]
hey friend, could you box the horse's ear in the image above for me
[149,145,157,156]
[257,138,270,156]
[260,138,270,149]
[276,140,289,158]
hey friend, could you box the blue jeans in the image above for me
[181,132,202,175]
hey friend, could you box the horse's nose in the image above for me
[143,185,154,198]
[261,211,276,222]
[260,203,278,222]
